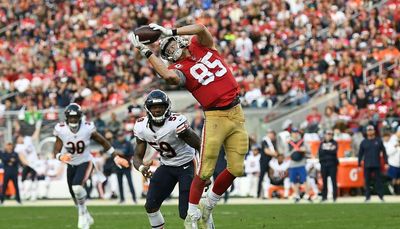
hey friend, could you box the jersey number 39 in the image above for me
[190,52,227,85]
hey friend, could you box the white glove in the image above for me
[149,23,174,38]
[127,32,151,57]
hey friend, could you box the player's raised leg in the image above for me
[201,106,248,226]
[186,113,229,228]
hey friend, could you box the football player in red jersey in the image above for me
[128,24,249,229]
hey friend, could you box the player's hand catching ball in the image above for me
[149,23,173,38]
[139,165,153,178]
[127,32,151,57]
[114,155,130,168]
[56,153,72,163]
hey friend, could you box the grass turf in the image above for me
[0,203,399,229]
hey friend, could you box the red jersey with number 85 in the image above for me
[168,36,239,110]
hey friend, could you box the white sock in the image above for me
[187,203,200,219]
[147,210,165,229]
[206,191,221,209]
[72,185,87,215]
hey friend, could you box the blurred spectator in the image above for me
[103,130,118,200]
[190,110,204,137]
[306,159,320,201]
[244,83,262,108]
[127,98,142,117]
[113,131,136,204]
[258,129,278,199]
[94,113,106,136]
[244,145,261,198]
[235,31,253,62]
[108,112,121,136]
[354,89,368,109]
[321,106,339,128]
[385,129,400,195]
[306,107,322,133]
[318,129,339,202]
[287,128,309,203]
[266,154,290,199]
[14,135,38,201]
[358,125,388,202]
[277,119,292,156]
[0,142,28,204]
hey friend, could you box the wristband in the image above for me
[144,50,153,58]
[56,153,61,161]
[138,165,146,173]
[172,28,177,36]
[106,147,115,155]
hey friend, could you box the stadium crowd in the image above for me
[0,0,399,117]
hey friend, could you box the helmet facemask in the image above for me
[160,36,189,62]
[144,90,172,125]
[64,103,83,133]
[67,115,81,133]
[145,103,171,125]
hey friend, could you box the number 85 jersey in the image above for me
[133,113,195,167]
[53,121,95,165]
[168,36,239,110]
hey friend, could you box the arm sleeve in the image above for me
[53,124,60,137]
[176,115,189,135]
[133,123,144,141]
[174,70,186,87]
[88,122,96,134]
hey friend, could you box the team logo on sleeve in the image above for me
[175,64,182,68]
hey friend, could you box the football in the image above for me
[134,25,162,44]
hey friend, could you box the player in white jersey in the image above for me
[53,103,116,229]
[267,154,291,198]
[114,90,214,229]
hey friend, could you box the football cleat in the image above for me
[86,212,94,226]
[78,213,89,229]
[184,215,199,229]
[199,199,213,229]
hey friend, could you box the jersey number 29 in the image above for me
[190,52,227,85]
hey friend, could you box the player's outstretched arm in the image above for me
[132,138,152,178]
[127,33,181,85]
[178,127,201,152]
[91,131,130,168]
[91,131,114,154]
[176,24,214,49]
[53,136,71,163]
[150,23,214,49]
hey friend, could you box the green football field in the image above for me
[0,204,399,229]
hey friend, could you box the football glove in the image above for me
[149,23,174,38]
[138,165,153,178]
[56,153,72,163]
[127,32,151,57]
[114,155,130,168]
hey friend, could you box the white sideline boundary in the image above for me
[1,196,400,207]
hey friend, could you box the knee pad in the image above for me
[72,185,87,199]
[145,200,160,213]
